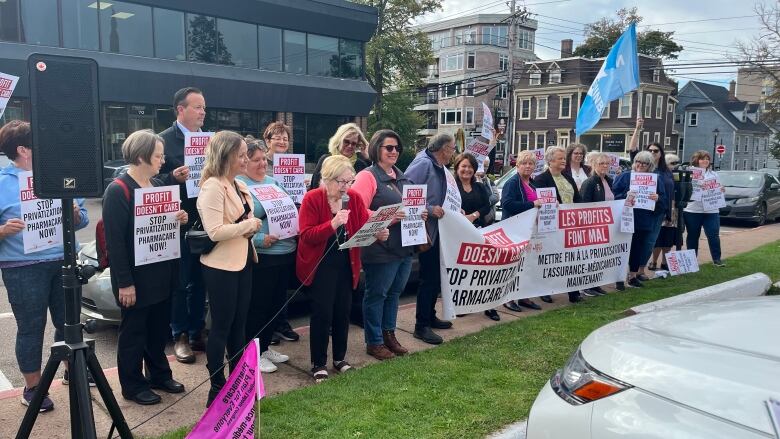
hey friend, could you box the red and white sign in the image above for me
[401,185,427,247]
[184,132,215,198]
[339,203,402,250]
[629,172,658,211]
[133,186,181,266]
[19,171,63,254]
[272,154,306,204]
[536,187,558,233]
[248,184,298,239]
[0,71,20,120]
[715,144,726,156]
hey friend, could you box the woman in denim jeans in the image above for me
[0,120,89,412]
[684,150,724,266]
[352,130,421,361]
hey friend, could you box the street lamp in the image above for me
[712,128,720,169]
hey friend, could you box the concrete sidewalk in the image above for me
[2,222,778,439]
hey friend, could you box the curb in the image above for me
[625,272,772,316]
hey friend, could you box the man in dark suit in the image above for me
[158,87,207,363]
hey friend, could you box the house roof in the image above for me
[685,81,770,133]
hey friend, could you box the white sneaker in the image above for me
[258,357,278,373]
[261,348,289,364]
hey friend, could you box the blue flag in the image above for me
[575,23,640,136]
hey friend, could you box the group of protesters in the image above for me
[0,86,726,411]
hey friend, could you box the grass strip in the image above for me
[156,240,780,439]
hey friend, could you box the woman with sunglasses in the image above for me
[310,123,369,189]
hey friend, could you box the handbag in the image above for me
[185,219,216,255]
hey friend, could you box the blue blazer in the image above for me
[501,172,536,220]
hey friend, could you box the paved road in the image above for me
[0,199,769,389]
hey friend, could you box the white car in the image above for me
[527,297,780,439]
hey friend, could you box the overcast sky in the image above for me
[415,0,768,90]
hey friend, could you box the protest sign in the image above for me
[536,187,558,233]
[339,203,402,250]
[272,154,306,204]
[184,132,214,198]
[133,186,181,266]
[248,185,299,239]
[480,102,494,140]
[0,72,19,120]
[664,249,699,276]
[629,172,657,211]
[606,153,622,179]
[689,167,706,201]
[443,169,462,213]
[439,200,631,318]
[700,177,726,210]
[532,148,545,177]
[620,201,634,233]
[401,185,427,247]
[187,339,265,439]
[465,138,493,174]
[19,171,63,254]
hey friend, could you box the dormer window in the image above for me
[528,65,541,85]
[547,62,561,84]
[653,69,660,83]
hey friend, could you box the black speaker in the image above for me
[28,54,103,198]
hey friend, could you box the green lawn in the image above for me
[157,241,780,439]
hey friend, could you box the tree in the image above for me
[573,7,684,59]
[187,15,232,65]
[368,91,426,169]
[353,0,441,123]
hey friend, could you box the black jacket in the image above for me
[158,121,199,226]
[532,170,581,203]
[579,174,614,203]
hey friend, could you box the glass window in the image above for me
[519,98,530,119]
[643,93,652,118]
[99,1,153,57]
[549,69,561,84]
[499,83,508,99]
[689,112,697,126]
[292,113,351,163]
[259,26,282,71]
[467,52,476,69]
[20,0,58,46]
[308,34,338,77]
[466,81,475,96]
[0,99,28,126]
[535,133,546,148]
[560,96,571,118]
[518,29,534,50]
[284,30,306,74]
[153,8,185,60]
[619,93,632,118]
[217,18,258,68]
[529,71,541,85]
[0,0,19,42]
[536,97,547,119]
[62,0,99,50]
[465,108,474,125]
[339,39,362,79]
[499,54,508,72]
[187,14,217,63]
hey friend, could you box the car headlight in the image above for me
[550,348,631,405]
[734,196,760,205]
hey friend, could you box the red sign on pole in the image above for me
[715,144,726,156]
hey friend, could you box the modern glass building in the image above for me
[0,0,377,166]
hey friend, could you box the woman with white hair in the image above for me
[310,123,369,189]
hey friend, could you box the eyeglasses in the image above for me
[342,139,359,148]
[270,136,289,143]
[572,152,584,156]
[382,144,400,152]
[636,161,651,166]
[648,149,661,154]
[335,179,355,187]
[669,161,680,165]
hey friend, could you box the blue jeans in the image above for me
[416,242,441,330]
[1,260,65,374]
[684,212,722,261]
[171,236,206,340]
[363,257,412,345]
[639,213,665,270]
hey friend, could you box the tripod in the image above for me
[16,198,133,439]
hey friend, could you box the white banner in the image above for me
[184,132,214,199]
[401,185,427,247]
[532,148,545,177]
[443,169,462,213]
[248,185,299,239]
[700,177,726,210]
[19,171,63,254]
[272,154,306,204]
[440,200,631,318]
[536,187,558,233]
[665,249,699,276]
[133,186,181,266]
[0,72,20,120]
[480,102,494,140]
[629,172,657,211]
[339,203,402,250]
[465,138,493,174]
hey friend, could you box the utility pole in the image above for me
[506,1,530,158]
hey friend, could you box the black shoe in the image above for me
[431,317,453,329]
[569,295,583,303]
[615,281,626,291]
[484,309,500,321]
[590,286,607,296]
[150,379,185,394]
[581,289,599,297]
[274,323,300,342]
[270,333,281,346]
[540,295,553,303]
[413,327,443,345]
[660,263,669,271]
[503,301,523,312]
[713,260,725,267]
[636,273,650,282]
[518,299,542,310]
[628,277,643,288]
[123,390,161,405]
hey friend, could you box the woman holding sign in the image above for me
[297,155,388,382]
[237,137,296,373]
[0,120,88,412]
[197,131,262,407]
[310,123,369,189]
[683,150,724,267]
[102,129,187,405]
[579,152,615,295]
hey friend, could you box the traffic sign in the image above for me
[716,144,726,156]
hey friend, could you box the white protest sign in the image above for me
[767,398,780,439]
[536,187,558,233]
[272,154,306,204]
[664,249,699,276]
[620,201,634,233]
[629,172,657,211]
[700,177,726,210]
[18,171,63,254]
[532,148,546,177]
[248,185,299,239]
[184,132,214,199]
[402,185,427,247]
[465,138,493,174]
[480,102,494,140]
[439,200,631,319]
[444,169,462,213]
[0,72,19,120]
[689,167,706,201]
[606,153,622,179]
[133,186,181,266]
[339,203,402,250]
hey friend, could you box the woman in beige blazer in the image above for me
[196,131,261,407]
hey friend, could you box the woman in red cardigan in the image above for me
[297,155,389,382]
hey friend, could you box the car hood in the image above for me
[581,297,780,435]
[724,187,761,199]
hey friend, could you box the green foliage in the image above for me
[186,15,232,65]
[572,7,683,59]
[367,92,425,170]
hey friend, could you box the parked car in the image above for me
[527,297,780,439]
[718,170,780,226]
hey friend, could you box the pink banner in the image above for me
[187,339,265,439]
